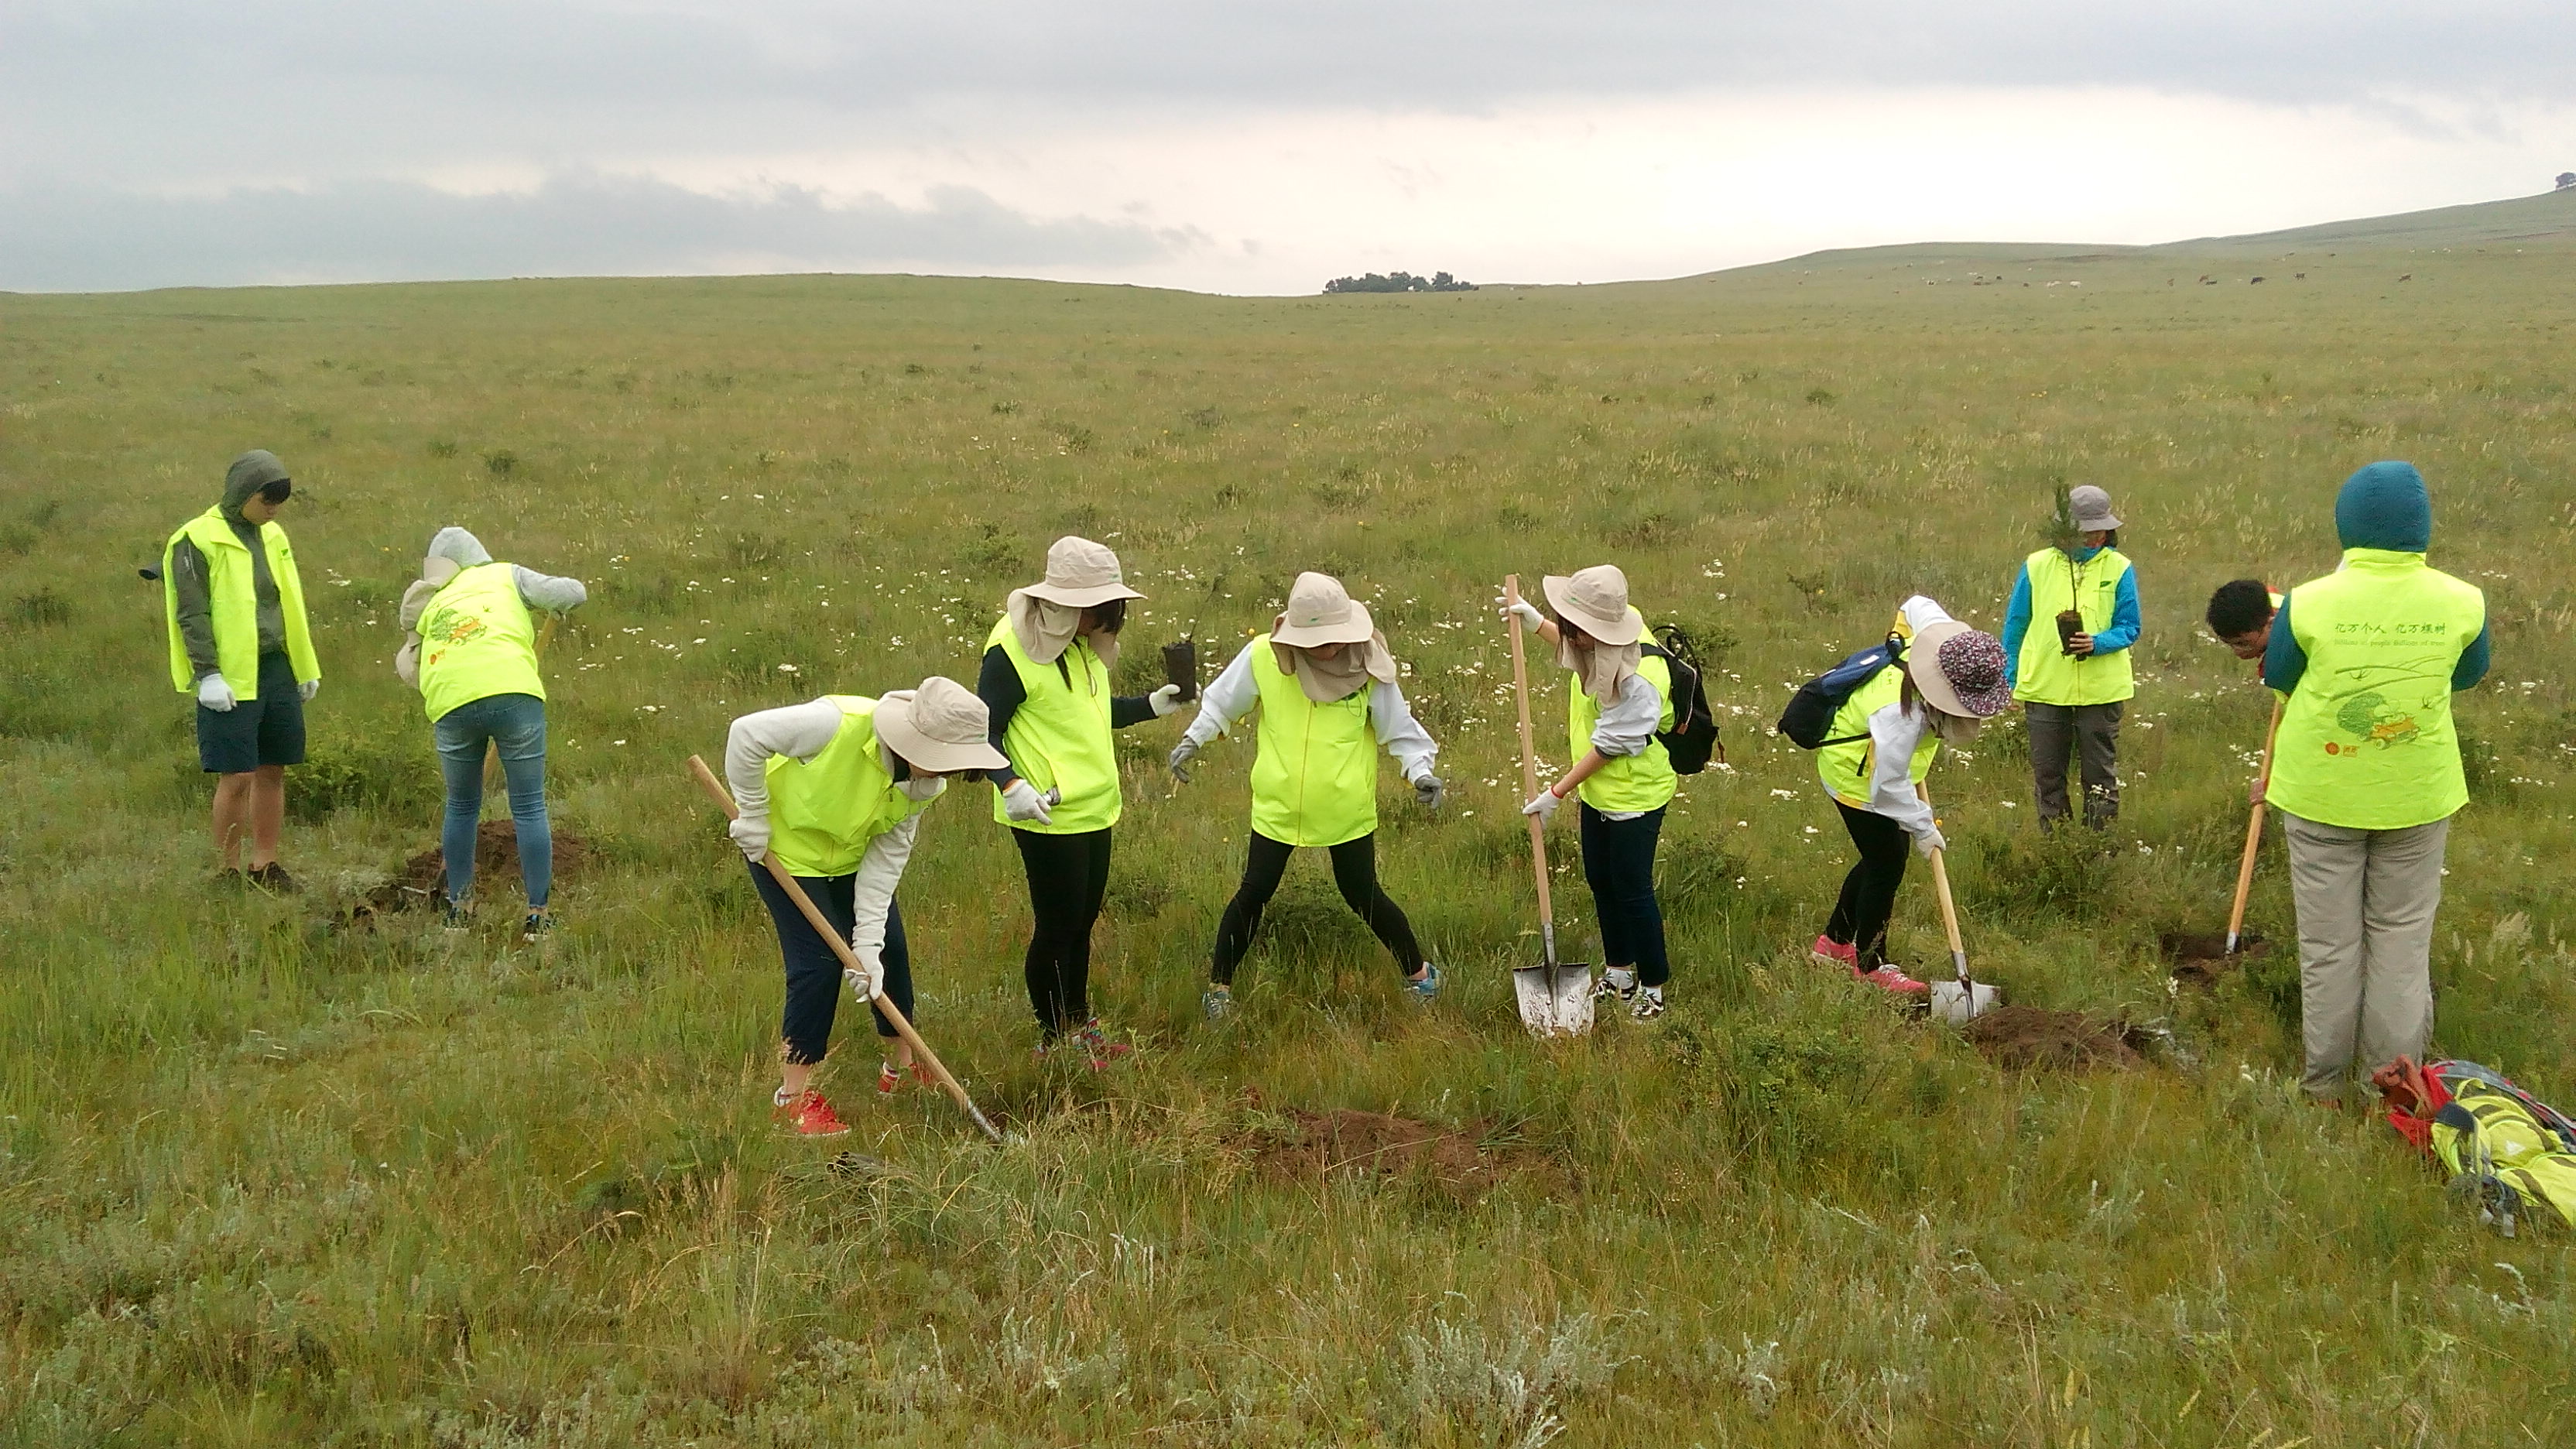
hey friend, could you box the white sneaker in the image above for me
[1594,966,1638,1002]
[1631,985,1667,1019]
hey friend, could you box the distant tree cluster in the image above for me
[2558,172,2576,191]
[1323,270,1477,294]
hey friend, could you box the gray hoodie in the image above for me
[396,526,588,686]
[171,450,291,679]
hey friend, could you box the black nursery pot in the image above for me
[1162,639,1198,701]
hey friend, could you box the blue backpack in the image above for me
[1776,634,1906,749]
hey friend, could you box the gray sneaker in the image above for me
[1201,985,1235,1023]
[1404,963,1442,1003]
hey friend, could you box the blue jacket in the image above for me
[2001,545,2141,691]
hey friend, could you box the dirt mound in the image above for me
[353,821,594,920]
[1961,1005,2153,1071]
[2160,930,2271,989]
[1243,1108,1550,1195]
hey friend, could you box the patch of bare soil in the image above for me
[351,820,594,921]
[1242,1108,1557,1196]
[1961,1005,2155,1072]
[2160,930,2271,989]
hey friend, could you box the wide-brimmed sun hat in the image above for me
[1909,621,2012,719]
[875,677,1009,774]
[2068,485,2123,533]
[1270,571,1377,649]
[1541,564,1643,646]
[1021,536,1145,608]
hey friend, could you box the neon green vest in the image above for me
[984,616,1121,834]
[161,507,319,699]
[2266,550,2483,831]
[1817,663,1941,810]
[2012,546,2136,706]
[765,696,941,877]
[1248,634,1379,848]
[416,562,546,722]
[2433,1081,2576,1230]
[1566,631,1676,814]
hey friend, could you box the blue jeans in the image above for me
[434,693,550,907]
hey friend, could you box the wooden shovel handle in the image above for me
[1917,782,1969,975]
[2226,697,2285,946]
[687,755,1003,1143]
[1503,577,1557,957]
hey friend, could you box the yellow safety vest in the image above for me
[1566,616,1676,814]
[1817,663,1941,810]
[2433,1080,2576,1230]
[2266,549,2484,831]
[984,616,1121,834]
[2012,546,2136,706]
[417,561,546,723]
[765,696,942,878]
[161,506,319,700]
[1247,634,1379,848]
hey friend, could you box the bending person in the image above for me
[1170,572,1444,1022]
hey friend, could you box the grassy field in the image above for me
[3,189,2574,1445]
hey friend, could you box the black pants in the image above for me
[1824,800,1910,970]
[750,862,913,1064]
[1577,803,1670,986]
[1211,831,1423,984]
[1012,826,1113,1036]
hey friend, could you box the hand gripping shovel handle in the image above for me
[2225,697,2284,954]
[687,755,1005,1143]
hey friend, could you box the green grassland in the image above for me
[3,189,2574,1444]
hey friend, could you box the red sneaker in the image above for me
[779,1090,851,1137]
[1854,964,1930,996]
[875,1061,933,1097]
[1077,1019,1135,1070]
[1810,935,1857,967]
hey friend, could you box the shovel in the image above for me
[1503,575,1595,1036]
[2223,697,2285,955]
[1917,783,2000,1025]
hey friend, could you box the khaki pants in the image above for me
[2281,810,2450,1100]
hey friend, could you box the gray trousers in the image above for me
[2026,701,2122,827]
[2281,810,2449,1100]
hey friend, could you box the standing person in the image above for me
[1499,564,1679,1019]
[2002,485,2140,829]
[2263,461,2489,1106]
[723,677,1007,1137]
[398,527,588,938]
[1807,597,2012,995]
[1170,572,1445,1022]
[975,536,1183,1063]
[2204,579,2280,663]
[162,449,320,889]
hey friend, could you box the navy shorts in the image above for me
[197,651,307,774]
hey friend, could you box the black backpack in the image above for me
[1776,633,1906,749]
[1643,623,1725,773]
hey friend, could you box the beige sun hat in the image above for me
[1541,564,1643,646]
[2068,485,2123,532]
[1022,536,1145,609]
[874,677,1009,774]
[1269,571,1378,648]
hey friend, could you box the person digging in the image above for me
[162,449,320,890]
[2002,484,2140,830]
[722,677,1009,1138]
[1170,572,1445,1023]
[974,536,1184,1065]
[2204,578,2280,665]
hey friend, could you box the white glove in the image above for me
[197,674,237,712]
[1497,593,1548,633]
[1001,778,1055,824]
[1168,738,1201,783]
[728,814,771,862]
[299,677,320,703]
[844,949,885,1002]
[1414,774,1445,811]
[1149,683,1184,718]
[1523,787,1564,824]
[1914,827,1948,859]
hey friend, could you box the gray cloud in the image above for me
[0,174,1187,291]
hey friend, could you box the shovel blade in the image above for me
[1930,978,2002,1026]
[1514,962,1595,1037]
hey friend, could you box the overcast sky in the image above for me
[4,2,2570,293]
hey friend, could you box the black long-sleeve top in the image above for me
[976,643,1158,788]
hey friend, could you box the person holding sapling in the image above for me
[1170,572,1444,1022]
[162,450,320,890]
[1805,598,2012,995]
[975,536,1183,1064]
[724,677,1007,1137]
[2002,485,2141,830]
[398,527,587,939]
[1500,564,1680,1019]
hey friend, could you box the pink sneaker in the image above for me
[779,1090,851,1138]
[1853,964,1930,996]
[1810,935,1857,967]
[876,1061,933,1097]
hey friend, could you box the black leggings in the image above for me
[1211,831,1423,984]
[1824,800,1910,970]
[750,862,912,1065]
[1577,802,1670,986]
[1013,827,1113,1036]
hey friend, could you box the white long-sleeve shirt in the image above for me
[1842,595,1958,843]
[1181,640,1439,785]
[724,698,942,968]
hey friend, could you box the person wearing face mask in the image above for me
[162,450,321,890]
[1500,564,1680,1019]
[1170,572,1445,1022]
[722,677,1008,1138]
[975,536,1183,1063]
[2002,485,2142,830]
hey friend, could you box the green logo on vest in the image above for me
[2327,691,2419,754]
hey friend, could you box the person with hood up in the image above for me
[2262,461,2489,1105]
[2002,485,2142,829]
[975,536,1184,1063]
[397,527,588,937]
[163,450,321,889]
[1500,564,1681,1019]
[1169,572,1445,1022]
[724,677,1009,1138]
[1805,597,2013,995]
